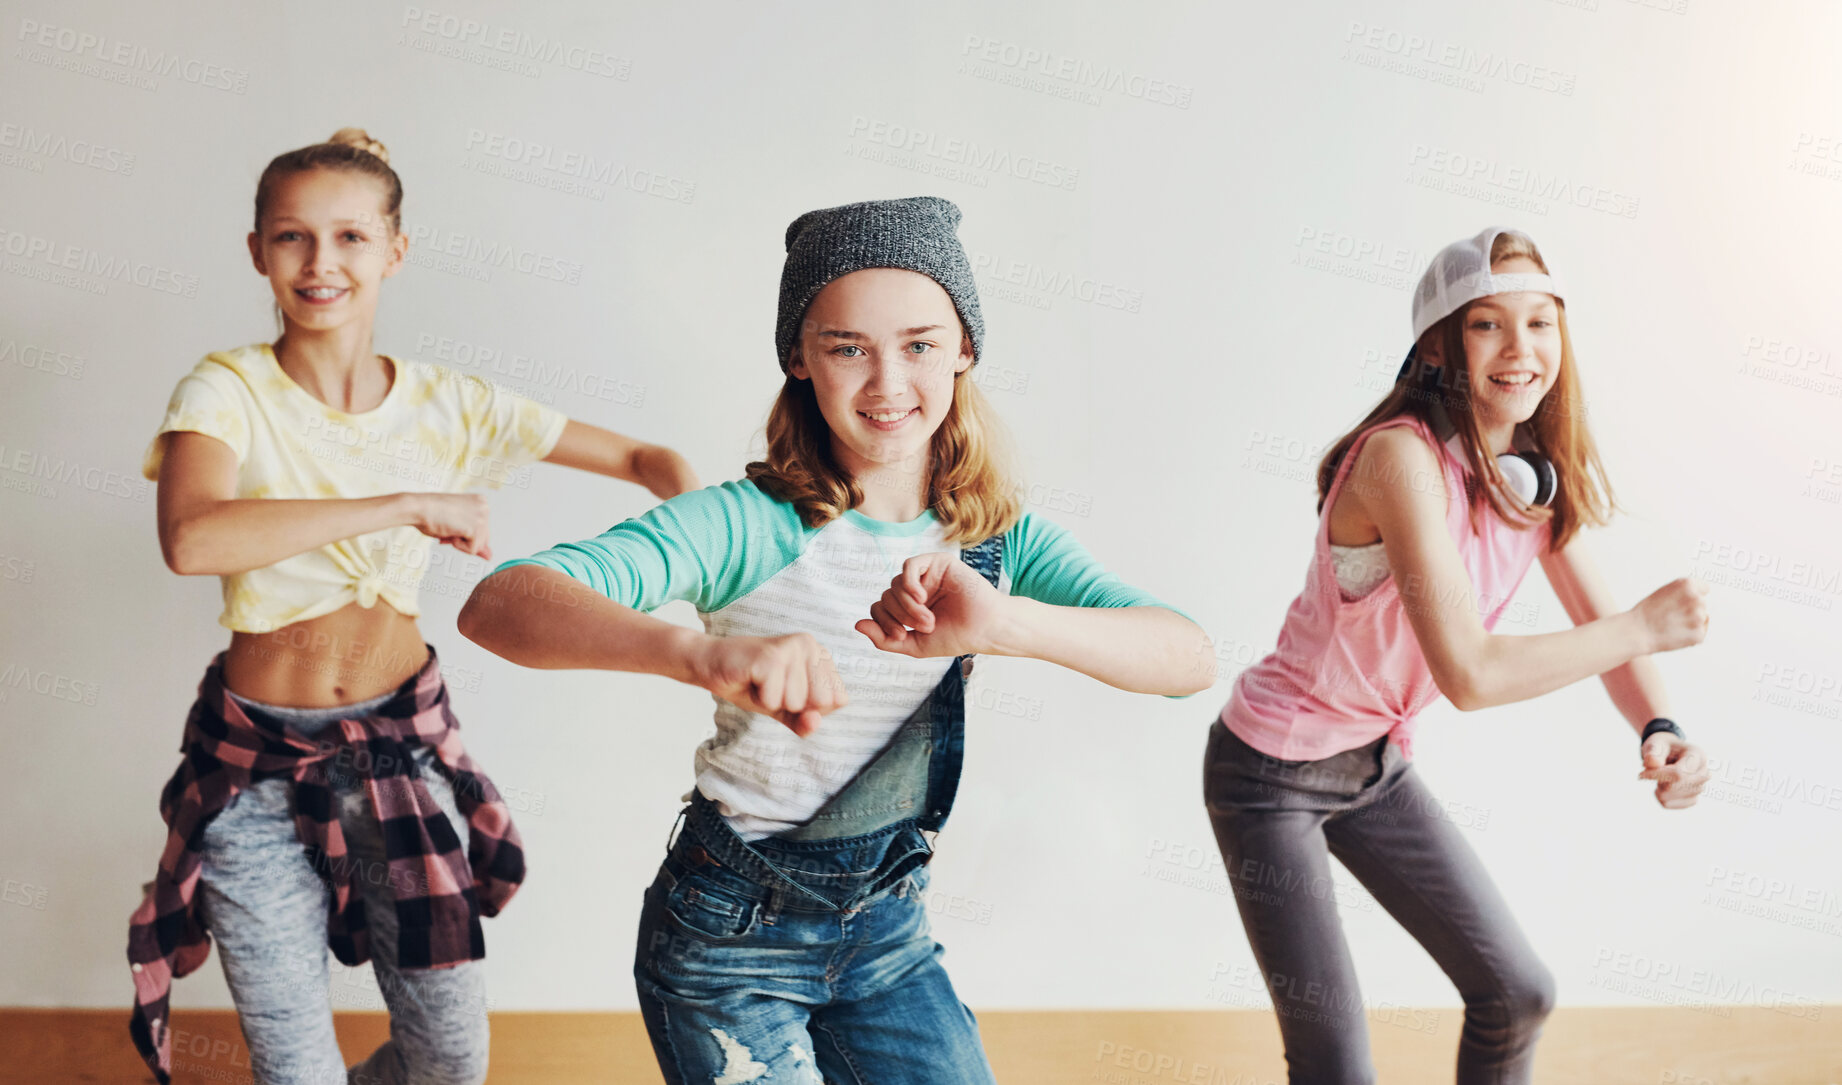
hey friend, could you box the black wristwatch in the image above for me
[1640,717,1684,745]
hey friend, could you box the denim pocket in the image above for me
[663,870,762,943]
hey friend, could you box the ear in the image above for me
[1416,333,1444,368]
[380,230,408,279]
[953,326,975,375]
[787,347,809,381]
[247,231,267,276]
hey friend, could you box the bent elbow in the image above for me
[458,572,525,658]
[1432,635,1499,712]
[1438,668,1485,712]
[455,600,479,644]
[456,582,496,646]
[161,525,205,576]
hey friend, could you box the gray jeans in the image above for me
[195,689,490,1085]
[1203,720,1555,1085]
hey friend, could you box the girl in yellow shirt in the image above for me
[129,127,696,1085]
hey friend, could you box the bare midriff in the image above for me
[222,600,431,707]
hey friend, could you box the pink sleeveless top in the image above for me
[1220,414,1551,762]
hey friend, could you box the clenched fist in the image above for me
[856,551,1008,658]
[689,632,848,737]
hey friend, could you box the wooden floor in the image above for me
[5,1007,1839,1084]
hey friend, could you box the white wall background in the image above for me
[2,0,1839,1020]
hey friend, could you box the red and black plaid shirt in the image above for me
[126,643,524,1084]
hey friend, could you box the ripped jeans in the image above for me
[633,554,1003,1085]
[631,794,996,1085]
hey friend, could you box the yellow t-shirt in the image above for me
[142,342,568,634]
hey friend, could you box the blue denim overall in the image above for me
[633,537,1004,1085]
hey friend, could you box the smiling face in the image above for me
[246,168,406,333]
[1424,254,1562,428]
[787,267,974,481]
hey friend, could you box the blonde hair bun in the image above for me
[327,127,389,164]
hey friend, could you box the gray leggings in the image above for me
[196,689,490,1085]
[1203,720,1555,1085]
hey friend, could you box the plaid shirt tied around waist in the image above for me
[125,643,523,1084]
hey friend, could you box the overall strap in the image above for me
[737,535,1005,849]
[918,533,1002,832]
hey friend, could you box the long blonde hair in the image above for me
[746,351,1023,547]
[1316,231,1617,551]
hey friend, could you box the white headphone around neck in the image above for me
[1399,348,1559,509]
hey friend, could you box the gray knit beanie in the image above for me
[775,196,985,372]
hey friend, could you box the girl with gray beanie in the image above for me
[462,195,1213,1083]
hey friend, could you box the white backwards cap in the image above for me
[1410,226,1563,343]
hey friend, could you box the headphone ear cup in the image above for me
[1499,451,1558,508]
[1530,453,1558,508]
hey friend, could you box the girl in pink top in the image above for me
[1205,227,1713,1085]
